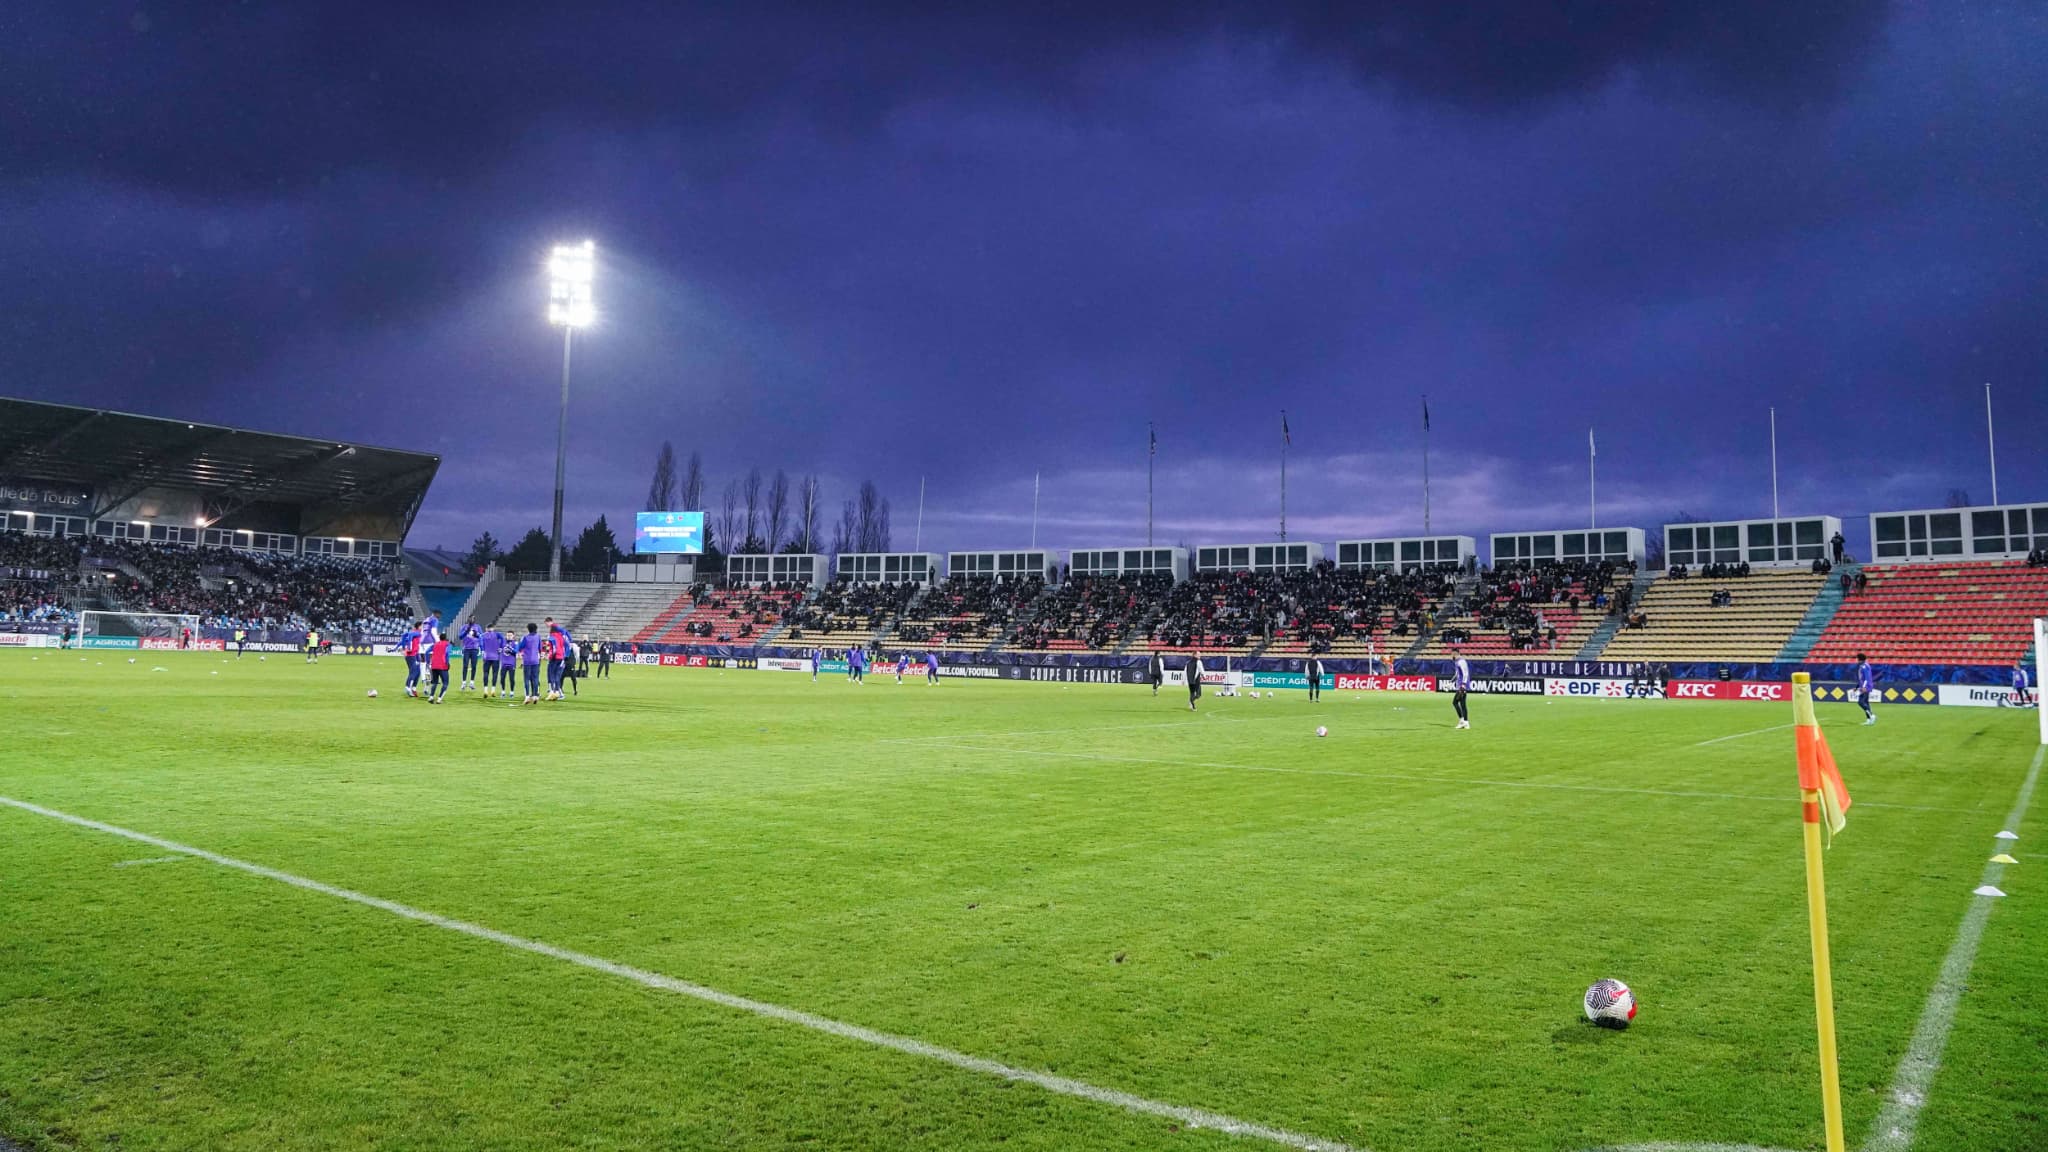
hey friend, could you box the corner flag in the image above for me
[1794,673,1852,842]
[1791,671,1849,1152]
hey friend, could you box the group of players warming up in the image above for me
[391,613,579,704]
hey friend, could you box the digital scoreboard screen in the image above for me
[633,511,705,554]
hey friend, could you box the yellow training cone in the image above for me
[1990,854,2018,864]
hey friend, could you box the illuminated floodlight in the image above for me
[547,240,597,328]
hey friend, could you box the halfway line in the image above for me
[1862,743,2043,1152]
[0,795,1363,1152]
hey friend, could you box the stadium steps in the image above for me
[468,576,519,630]
[406,586,430,625]
[449,564,499,632]
[996,582,1057,653]
[1777,561,1857,663]
[1400,573,1478,661]
[1576,569,1657,660]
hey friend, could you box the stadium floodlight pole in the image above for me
[1985,382,1998,506]
[1770,406,1780,520]
[545,239,597,582]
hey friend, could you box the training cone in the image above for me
[1972,885,2007,898]
[1990,854,2018,864]
[1995,830,2020,840]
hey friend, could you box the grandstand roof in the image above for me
[0,396,439,541]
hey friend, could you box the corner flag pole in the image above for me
[1793,671,1847,1152]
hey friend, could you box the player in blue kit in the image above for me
[895,651,910,684]
[458,620,481,690]
[810,647,822,681]
[401,623,424,698]
[2008,660,2034,708]
[1856,654,1876,724]
[925,650,940,684]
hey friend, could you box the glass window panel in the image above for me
[1563,533,1585,556]
[1605,531,1628,555]
[1930,512,1962,541]
[1670,527,1692,551]
[1875,516,1904,545]
[1974,511,2004,540]
[1714,525,1740,551]
[1400,541,1421,562]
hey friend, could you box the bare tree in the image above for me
[645,441,677,512]
[854,480,885,553]
[832,498,858,559]
[764,469,790,553]
[717,479,740,556]
[795,474,822,553]
[1945,488,1973,508]
[681,451,705,512]
[741,467,764,551]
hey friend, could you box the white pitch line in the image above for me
[0,794,1363,1152]
[1693,724,1795,747]
[112,856,184,867]
[1863,743,2043,1152]
[915,738,1971,813]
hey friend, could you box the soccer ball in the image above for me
[1583,979,1636,1028]
[1315,726,1328,738]
[366,689,379,699]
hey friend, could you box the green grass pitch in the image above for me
[0,650,2042,1152]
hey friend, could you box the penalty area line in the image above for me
[1863,743,2044,1152]
[0,794,1364,1152]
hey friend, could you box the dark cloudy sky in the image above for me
[4,2,2044,555]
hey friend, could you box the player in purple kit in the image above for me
[497,633,517,697]
[895,651,910,684]
[519,623,544,704]
[480,625,505,697]
[1855,654,1876,725]
[459,620,481,690]
[925,650,939,685]
[810,647,822,681]
[1452,651,1472,730]
[2007,660,2033,708]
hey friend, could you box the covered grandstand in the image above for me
[0,396,438,638]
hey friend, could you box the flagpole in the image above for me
[1147,423,1155,547]
[1422,395,1431,534]
[915,475,925,553]
[1031,472,1040,549]
[1280,410,1288,543]
[1793,671,1848,1152]
[1986,383,1999,506]
[1771,407,1780,520]
[1589,428,1597,529]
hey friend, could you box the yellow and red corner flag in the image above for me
[1791,672,1849,1152]
[1793,673,1853,843]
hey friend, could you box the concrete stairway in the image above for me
[1776,561,1857,663]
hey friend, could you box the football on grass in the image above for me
[1583,979,1636,1028]
[1315,726,1328,738]
[366,689,379,698]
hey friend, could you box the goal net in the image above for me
[76,610,202,648]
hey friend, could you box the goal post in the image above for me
[2036,617,2046,745]
[75,610,202,649]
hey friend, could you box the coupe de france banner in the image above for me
[633,511,705,554]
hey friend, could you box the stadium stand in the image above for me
[639,584,805,644]
[1417,561,1627,661]
[1010,574,1169,652]
[885,576,1043,652]
[1250,565,1455,659]
[1805,560,2048,665]
[0,531,81,622]
[564,583,691,642]
[780,581,917,648]
[1598,567,1827,662]
[493,581,604,634]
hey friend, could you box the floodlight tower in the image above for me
[546,239,596,581]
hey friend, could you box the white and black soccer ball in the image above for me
[366,688,379,699]
[1583,978,1636,1028]
[1315,725,1328,738]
